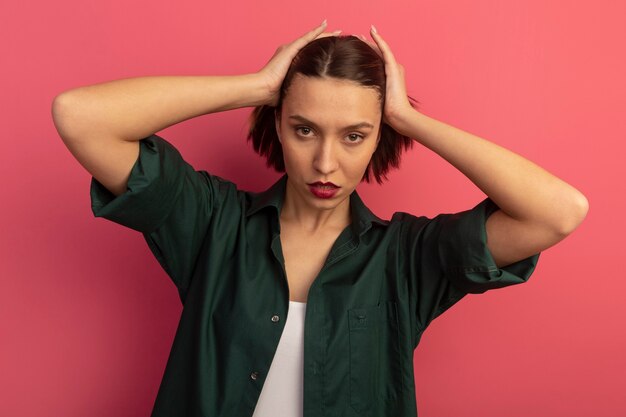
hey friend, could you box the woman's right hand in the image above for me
[257,20,342,107]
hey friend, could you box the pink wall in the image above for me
[1,0,623,416]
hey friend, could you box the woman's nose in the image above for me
[312,140,339,174]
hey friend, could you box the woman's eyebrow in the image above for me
[288,114,374,130]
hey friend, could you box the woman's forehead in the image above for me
[283,75,381,124]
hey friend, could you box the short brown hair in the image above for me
[247,35,419,184]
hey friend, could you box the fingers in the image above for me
[369,25,397,63]
[355,34,383,58]
[286,21,343,52]
[292,20,329,47]
[316,30,342,39]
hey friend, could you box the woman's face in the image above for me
[275,74,382,212]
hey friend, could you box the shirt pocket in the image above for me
[348,301,404,415]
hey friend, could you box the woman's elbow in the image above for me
[52,91,91,143]
[557,192,589,236]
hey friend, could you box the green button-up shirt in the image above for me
[90,134,541,417]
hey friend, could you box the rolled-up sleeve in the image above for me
[402,197,541,338]
[90,134,193,233]
[438,197,541,294]
[89,134,216,301]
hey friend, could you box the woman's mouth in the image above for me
[308,182,340,199]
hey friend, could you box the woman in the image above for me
[52,20,588,417]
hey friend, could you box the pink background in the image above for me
[1,0,624,416]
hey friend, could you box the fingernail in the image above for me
[371,24,377,34]
[321,19,327,26]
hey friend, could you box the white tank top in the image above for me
[252,300,307,417]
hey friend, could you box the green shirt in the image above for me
[90,134,541,417]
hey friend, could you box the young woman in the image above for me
[53,19,588,417]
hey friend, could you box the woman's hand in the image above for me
[359,26,415,133]
[257,20,342,107]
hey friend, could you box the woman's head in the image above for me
[248,35,418,185]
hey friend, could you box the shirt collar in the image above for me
[246,174,388,236]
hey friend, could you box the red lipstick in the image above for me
[308,181,339,199]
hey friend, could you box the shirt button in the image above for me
[250,371,259,381]
[271,315,280,322]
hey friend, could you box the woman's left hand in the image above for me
[358,26,415,134]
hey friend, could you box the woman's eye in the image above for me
[346,133,364,143]
[295,127,313,136]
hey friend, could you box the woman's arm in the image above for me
[52,74,269,143]
[367,25,589,268]
[52,74,269,196]
[393,109,589,267]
